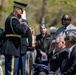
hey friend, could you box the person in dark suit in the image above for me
[49,36,68,73]
[2,1,32,75]
[61,32,76,75]
[18,19,32,75]
[37,36,68,75]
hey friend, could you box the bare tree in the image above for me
[0,0,4,10]
[40,0,47,24]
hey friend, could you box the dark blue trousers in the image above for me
[5,54,19,75]
[18,54,26,75]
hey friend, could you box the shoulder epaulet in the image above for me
[11,16,17,19]
[11,16,19,21]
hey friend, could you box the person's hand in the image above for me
[50,41,56,50]
[21,10,26,20]
[40,51,47,57]
[19,18,22,22]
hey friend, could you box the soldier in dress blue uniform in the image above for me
[18,19,32,75]
[1,1,32,75]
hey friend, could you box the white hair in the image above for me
[50,27,57,33]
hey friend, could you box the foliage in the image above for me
[0,0,76,33]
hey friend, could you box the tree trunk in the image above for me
[0,0,4,10]
[40,0,47,24]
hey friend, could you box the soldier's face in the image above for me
[16,7,23,16]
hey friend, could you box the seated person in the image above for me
[50,36,68,72]
[34,36,68,75]
[61,32,76,75]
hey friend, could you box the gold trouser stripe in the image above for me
[11,56,14,75]
[6,34,21,38]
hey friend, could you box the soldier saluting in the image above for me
[2,1,32,75]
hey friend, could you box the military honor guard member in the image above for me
[2,1,32,75]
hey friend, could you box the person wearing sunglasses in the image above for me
[54,14,76,38]
[49,36,67,73]
[37,35,68,75]
[50,27,57,40]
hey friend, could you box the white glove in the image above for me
[21,10,26,20]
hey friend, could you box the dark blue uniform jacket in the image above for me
[1,12,32,56]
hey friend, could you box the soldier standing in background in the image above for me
[18,11,32,75]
